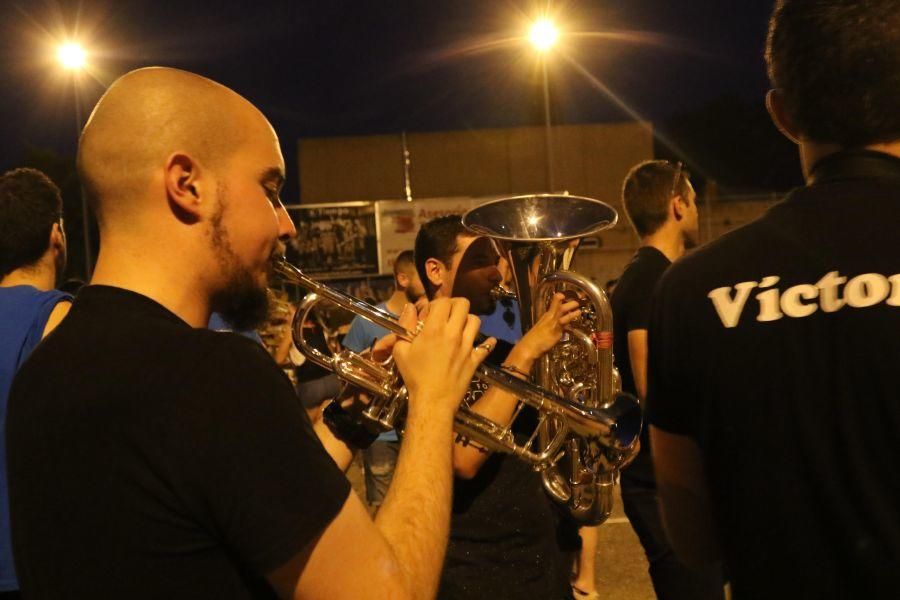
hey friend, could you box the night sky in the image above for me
[2,0,785,202]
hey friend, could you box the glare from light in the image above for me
[529,19,558,52]
[57,43,86,70]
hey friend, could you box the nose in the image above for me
[276,202,297,240]
[488,265,503,284]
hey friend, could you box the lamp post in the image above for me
[529,19,558,192]
[56,41,93,278]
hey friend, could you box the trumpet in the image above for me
[273,257,642,469]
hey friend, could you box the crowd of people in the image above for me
[1,1,898,598]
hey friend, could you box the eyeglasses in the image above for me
[669,161,684,199]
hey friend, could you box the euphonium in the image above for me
[462,194,641,525]
[273,257,641,470]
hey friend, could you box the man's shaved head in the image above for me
[77,67,265,224]
[78,67,294,331]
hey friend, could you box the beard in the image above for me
[404,287,423,304]
[208,188,271,332]
[471,292,497,316]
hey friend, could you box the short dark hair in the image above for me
[621,160,690,238]
[0,168,63,277]
[414,215,469,299]
[766,0,900,146]
[393,250,416,276]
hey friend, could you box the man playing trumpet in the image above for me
[7,67,490,600]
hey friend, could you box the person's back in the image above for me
[0,286,70,398]
[648,4,900,595]
[0,167,71,596]
[8,285,350,599]
[0,286,69,594]
[649,163,900,595]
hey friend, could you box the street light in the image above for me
[57,42,87,70]
[529,19,558,192]
[529,19,558,53]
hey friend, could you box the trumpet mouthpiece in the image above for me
[491,286,517,302]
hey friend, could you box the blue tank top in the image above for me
[0,285,71,590]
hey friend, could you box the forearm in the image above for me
[312,417,355,472]
[650,426,722,570]
[452,347,535,477]
[272,327,294,365]
[374,399,456,600]
[656,480,722,570]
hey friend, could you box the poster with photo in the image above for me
[284,202,380,279]
[377,197,483,274]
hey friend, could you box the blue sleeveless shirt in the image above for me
[0,286,71,590]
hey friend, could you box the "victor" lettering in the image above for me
[707,271,900,328]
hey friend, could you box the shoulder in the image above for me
[41,299,72,338]
[658,210,783,300]
[172,330,304,436]
[193,328,286,382]
[616,249,668,292]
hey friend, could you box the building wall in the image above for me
[296,124,781,300]
[298,122,655,206]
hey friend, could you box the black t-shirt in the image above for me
[439,341,575,600]
[610,246,671,482]
[7,285,351,599]
[647,173,900,598]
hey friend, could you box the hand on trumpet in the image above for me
[392,298,494,421]
[513,292,582,364]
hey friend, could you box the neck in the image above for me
[0,259,56,291]
[385,290,408,314]
[89,234,214,328]
[800,140,900,181]
[642,224,685,263]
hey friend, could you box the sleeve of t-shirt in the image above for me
[645,266,699,438]
[21,290,72,365]
[341,316,371,352]
[625,262,669,333]
[180,337,351,575]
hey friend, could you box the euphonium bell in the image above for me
[462,194,642,525]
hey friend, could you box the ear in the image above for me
[49,221,66,252]
[396,271,410,289]
[164,152,207,223]
[671,195,686,222]
[766,89,800,145]
[424,257,445,290]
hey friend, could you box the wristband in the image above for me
[322,401,379,449]
[500,363,532,381]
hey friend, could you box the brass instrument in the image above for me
[463,194,641,525]
[273,258,641,470]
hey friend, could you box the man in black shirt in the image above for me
[611,161,723,599]
[7,67,489,600]
[415,215,581,600]
[648,1,900,597]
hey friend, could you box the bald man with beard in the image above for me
[6,68,491,600]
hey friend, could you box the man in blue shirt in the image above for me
[342,250,425,508]
[0,168,71,599]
